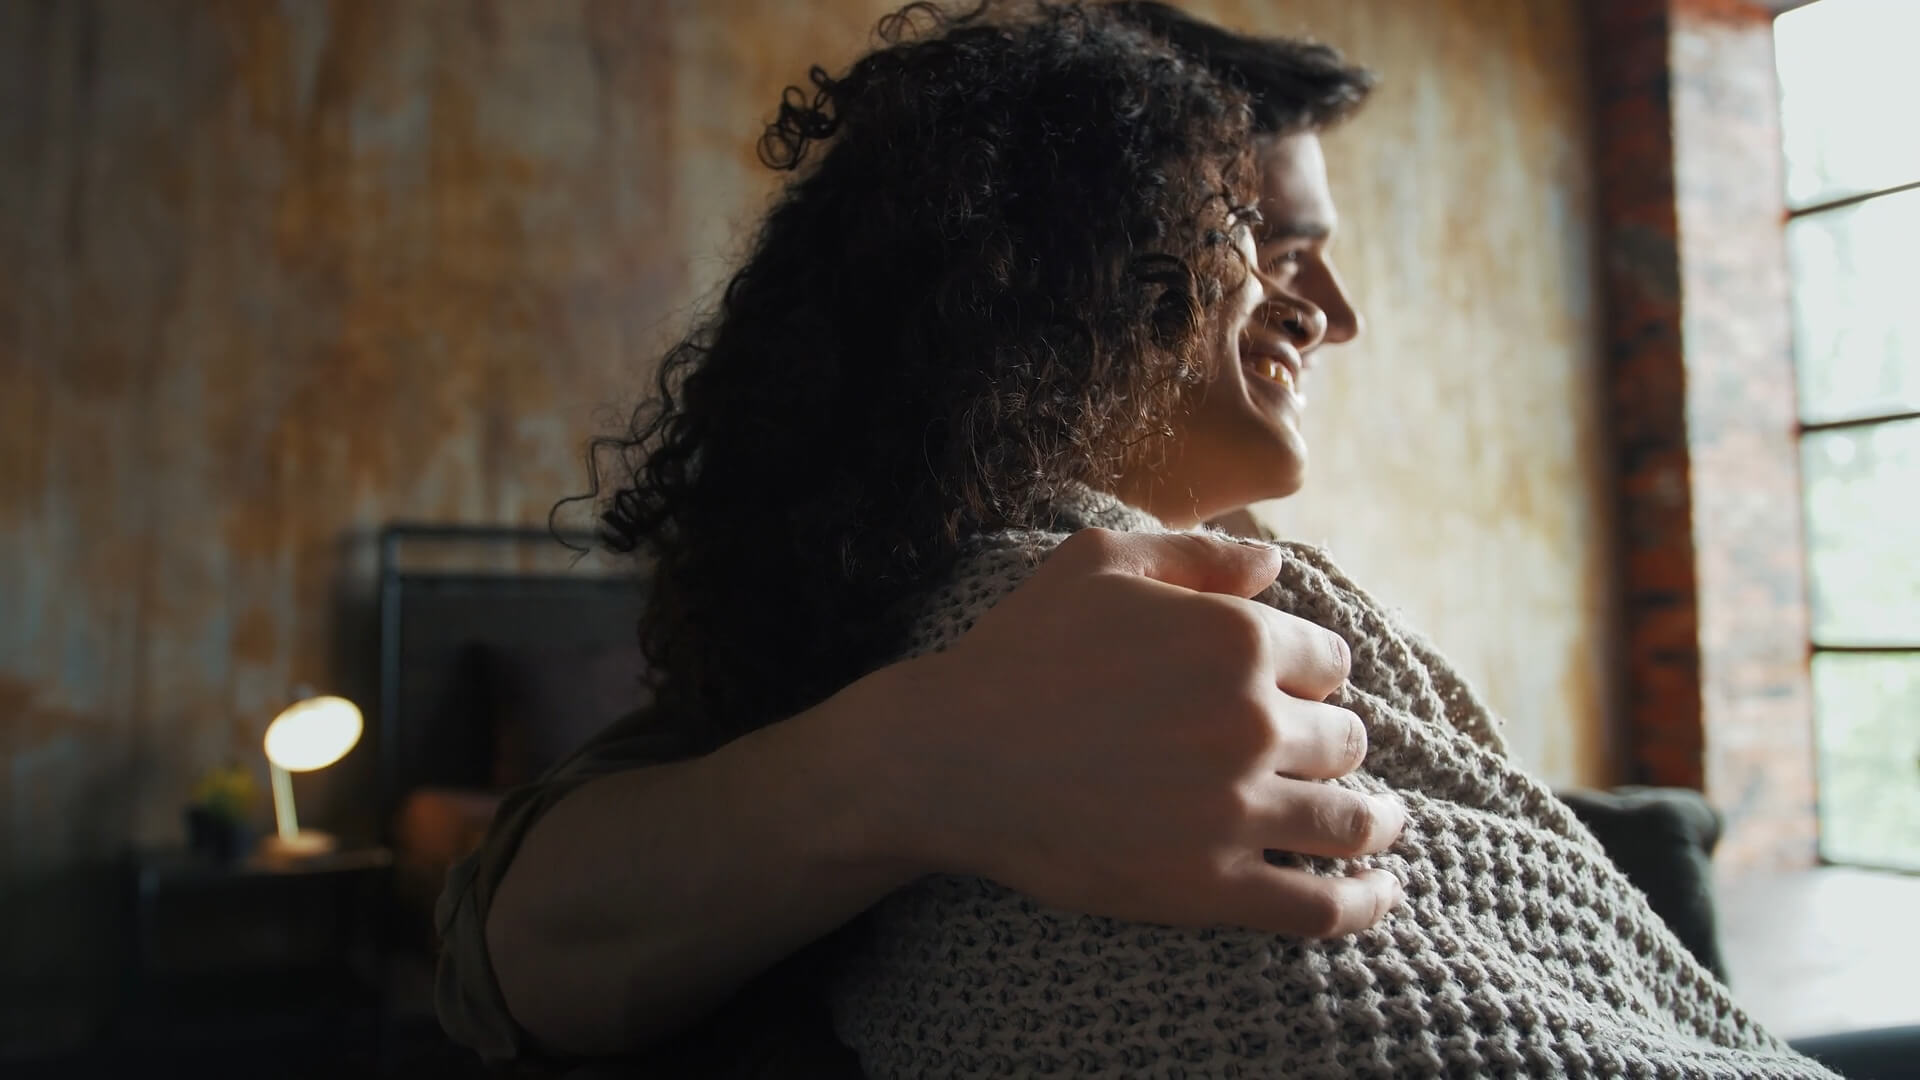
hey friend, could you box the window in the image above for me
[1775,0,1920,870]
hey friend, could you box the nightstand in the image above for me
[115,845,396,1063]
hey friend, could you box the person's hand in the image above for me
[851,528,1406,938]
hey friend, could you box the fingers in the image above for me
[1250,603,1350,700]
[1048,529,1353,702]
[1261,698,1368,780]
[1241,775,1405,858]
[1053,528,1283,599]
[1218,865,1404,939]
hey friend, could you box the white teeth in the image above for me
[1248,356,1298,393]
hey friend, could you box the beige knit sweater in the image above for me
[830,486,1831,1079]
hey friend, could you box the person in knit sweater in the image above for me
[551,3,1838,1076]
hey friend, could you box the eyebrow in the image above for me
[1258,221,1333,242]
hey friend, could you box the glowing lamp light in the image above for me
[261,694,363,859]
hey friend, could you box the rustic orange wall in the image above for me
[0,0,1612,1032]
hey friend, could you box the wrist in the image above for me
[796,655,962,881]
[742,662,939,891]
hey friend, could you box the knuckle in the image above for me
[1325,630,1351,679]
[1216,693,1279,761]
[1199,599,1268,669]
[1058,527,1120,565]
[1343,794,1380,848]
[1269,615,1344,693]
[1192,852,1242,903]
[1339,709,1369,769]
[1205,849,1251,891]
[1167,532,1207,558]
[1297,884,1349,938]
[1198,785,1256,837]
[1317,789,1377,853]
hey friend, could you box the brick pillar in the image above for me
[1590,0,1818,870]
[1591,0,1703,792]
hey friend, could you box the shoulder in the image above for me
[895,527,1071,659]
[1253,538,1380,621]
[899,523,1343,654]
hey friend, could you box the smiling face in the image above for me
[1116,132,1364,527]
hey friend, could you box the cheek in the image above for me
[1162,355,1231,452]
[1180,350,1253,451]
[1187,319,1246,402]
[1203,281,1257,378]
[1230,263,1264,326]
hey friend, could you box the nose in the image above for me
[1274,298,1329,352]
[1316,263,1363,346]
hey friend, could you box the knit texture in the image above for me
[830,486,1831,1079]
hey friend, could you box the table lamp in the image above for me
[260,694,363,860]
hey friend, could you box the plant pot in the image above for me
[184,805,253,864]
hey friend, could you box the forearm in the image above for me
[485,669,923,1057]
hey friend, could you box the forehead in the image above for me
[1252,133,1338,231]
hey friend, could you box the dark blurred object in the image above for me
[183,762,260,864]
[1790,1024,1920,1080]
[479,641,649,790]
[375,525,645,948]
[116,847,395,1064]
[1560,785,1728,981]
[183,806,252,865]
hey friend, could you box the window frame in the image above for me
[1781,108,1920,870]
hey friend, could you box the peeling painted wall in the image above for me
[0,0,1612,1017]
[0,0,899,879]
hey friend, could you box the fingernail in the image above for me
[1374,794,1407,836]
[1326,631,1350,670]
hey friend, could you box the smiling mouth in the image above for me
[1252,357,1296,391]
[1242,347,1305,402]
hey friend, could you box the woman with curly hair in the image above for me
[445,5,1405,1072]
[472,3,1833,1076]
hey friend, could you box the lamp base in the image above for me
[257,828,338,863]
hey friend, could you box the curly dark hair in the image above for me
[583,2,1272,749]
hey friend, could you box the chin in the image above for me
[1251,459,1305,504]
[1204,452,1304,521]
[1153,414,1309,522]
[1268,465,1306,500]
[1253,432,1308,502]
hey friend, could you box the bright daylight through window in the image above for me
[1775,0,1920,870]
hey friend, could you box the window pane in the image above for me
[1801,419,1920,643]
[1787,186,1920,424]
[1813,652,1920,870]
[1775,0,1920,207]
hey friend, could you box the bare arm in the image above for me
[484,667,923,1056]
[482,530,1406,1058]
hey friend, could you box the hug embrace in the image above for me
[440,4,1842,1077]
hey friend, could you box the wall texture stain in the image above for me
[0,0,1614,1028]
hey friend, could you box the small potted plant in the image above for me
[185,762,258,863]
